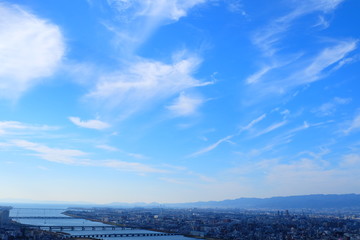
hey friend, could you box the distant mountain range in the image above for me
[164,194,360,210]
[2,194,360,210]
[108,194,360,210]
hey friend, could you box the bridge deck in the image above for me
[12,216,71,219]
[64,232,178,238]
[33,225,134,231]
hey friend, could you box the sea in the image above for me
[9,205,196,240]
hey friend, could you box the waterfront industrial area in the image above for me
[1,205,360,240]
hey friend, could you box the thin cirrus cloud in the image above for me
[314,97,351,116]
[189,114,267,157]
[68,117,110,130]
[84,1,210,119]
[247,39,358,97]
[245,0,356,100]
[96,144,148,159]
[344,113,360,135]
[11,139,89,165]
[104,0,206,51]
[0,121,58,135]
[11,139,164,173]
[252,0,345,56]
[87,55,212,118]
[0,3,65,100]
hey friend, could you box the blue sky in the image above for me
[0,0,359,204]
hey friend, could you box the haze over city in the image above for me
[0,0,359,204]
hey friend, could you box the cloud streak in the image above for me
[189,114,267,157]
[69,117,111,130]
[0,121,58,135]
[11,140,164,174]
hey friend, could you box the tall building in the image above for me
[0,207,12,227]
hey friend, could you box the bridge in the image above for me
[63,232,178,238]
[34,225,134,231]
[12,217,71,219]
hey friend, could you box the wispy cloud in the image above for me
[247,40,358,97]
[189,114,268,157]
[96,144,148,159]
[87,54,212,118]
[314,97,351,116]
[96,144,119,152]
[344,113,360,134]
[252,0,345,56]
[68,117,110,130]
[82,0,212,119]
[240,114,267,131]
[104,0,206,51]
[0,121,58,135]
[11,140,163,174]
[189,135,233,157]
[225,0,247,16]
[167,93,205,117]
[254,120,287,137]
[0,3,65,100]
[11,139,89,165]
[296,40,357,85]
[246,0,355,101]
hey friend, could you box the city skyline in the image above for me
[0,0,359,204]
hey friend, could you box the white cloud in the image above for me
[127,152,148,160]
[87,55,211,118]
[167,93,205,116]
[245,66,273,84]
[96,144,148,159]
[11,140,164,173]
[225,0,247,16]
[313,15,330,29]
[247,0,351,98]
[299,40,357,84]
[189,135,233,157]
[344,113,360,134]
[0,3,65,99]
[12,139,89,165]
[254,120,287,137]
[108,0,206,22]
[96,144,119,152]
[248,40,358,96]
[252,0,345,56]
[84,1,210,118]
[103,0,206,52]
[69,117,110,130]
[314,97,351,116]
[240,114,266,131]
[0,121,57,135]
[190,114,267,157]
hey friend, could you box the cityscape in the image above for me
[1,0,360,239]
[1,202,360,240]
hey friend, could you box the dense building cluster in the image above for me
[66,208,360,240]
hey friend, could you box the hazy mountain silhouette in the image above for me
[164,194,360,209]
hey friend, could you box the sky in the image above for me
[0,0,359,204]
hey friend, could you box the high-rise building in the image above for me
[0,207,12,227]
